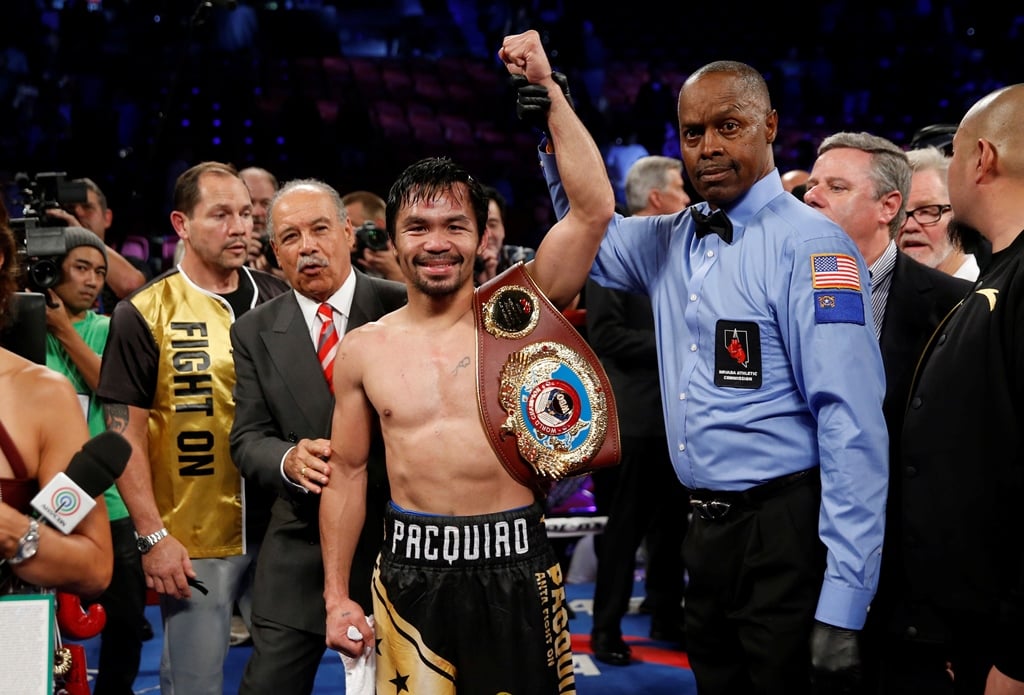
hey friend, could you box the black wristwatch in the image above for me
[9,518,40,565]
[136,527,169,554]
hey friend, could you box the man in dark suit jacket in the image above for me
[804,132,972,689]
[877,251,971,460]
[586,155,692,666]
[230,179,406,695]
[804,132,972,453]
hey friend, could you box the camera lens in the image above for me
[28,258,61,290]
[368,228,388,251]
[355,222,389,252]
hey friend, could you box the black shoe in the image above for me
[591,632,631,666]
[141,617,154,642]
[649,617,686,647]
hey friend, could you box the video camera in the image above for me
[353,221,389,254]
[10,172,88,291]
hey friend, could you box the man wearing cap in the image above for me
[44,178,149,312]
[43,226,147,694]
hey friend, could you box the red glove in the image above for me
[56,591,107,640]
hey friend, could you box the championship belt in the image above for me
[474,262,620,492]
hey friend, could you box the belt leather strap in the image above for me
[689,468,818,507]
[474,263,621,493]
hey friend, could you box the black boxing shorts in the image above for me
[370,501,576,695]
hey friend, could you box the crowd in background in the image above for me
[4,3,1024,692]
[1,0,1022,263]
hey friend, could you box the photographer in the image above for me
[42,226,147,694]
[474,185,535,286]
[240,167,286,283]
[42,177,148,311]
[342,190,404,282]
[0,197,113,599]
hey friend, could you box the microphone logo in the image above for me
[31,471,96,534]
[50,487,83,516]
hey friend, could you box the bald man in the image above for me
[780,168,809,193]
[876,83,1024,693]
[540,60,888,693]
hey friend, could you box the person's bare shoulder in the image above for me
[0,349,85,476]
[20,362,84,436]
[0,349,78,407]
[0,345,29,377]
[341,306,407,356]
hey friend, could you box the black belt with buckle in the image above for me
[688,468,817,522]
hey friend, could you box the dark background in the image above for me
[1,0,1020,265]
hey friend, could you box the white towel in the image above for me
[339,615,376,695]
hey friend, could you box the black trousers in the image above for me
[90,517,146,695]
[863,623,994,694]
[591,434,687,638]
[683,472,824,695]
[240,613,326,695]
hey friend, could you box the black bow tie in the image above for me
[691,207,733,243]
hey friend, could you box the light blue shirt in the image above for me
[541,152,888,629]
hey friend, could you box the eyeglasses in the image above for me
[904,204,952,226]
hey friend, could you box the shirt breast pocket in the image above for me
[713,320,762,389]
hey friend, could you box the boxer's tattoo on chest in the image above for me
[452,356,471,376]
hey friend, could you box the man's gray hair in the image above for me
[906,145,950,177]
[624,156,684,215]
[819,131,911,237]
[266,178,348,242]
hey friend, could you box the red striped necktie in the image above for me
[316,303,339,393]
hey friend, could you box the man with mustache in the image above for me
[97,161,289,695]
[230,179,406,695]
[536,60,889,693]
[896,146,980,281]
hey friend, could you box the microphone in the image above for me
[30,431,131,534]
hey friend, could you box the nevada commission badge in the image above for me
[498,341,608,479]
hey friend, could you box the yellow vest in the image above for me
[131,272,245,557]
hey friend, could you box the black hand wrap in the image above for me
[512,71,573,134]
[809,621,862,694]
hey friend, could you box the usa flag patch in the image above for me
[811,253,861,291]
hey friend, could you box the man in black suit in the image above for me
[586,155,691,665]
[803,132,972,689]
[804,131,971,444]
[229,179,406,695]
